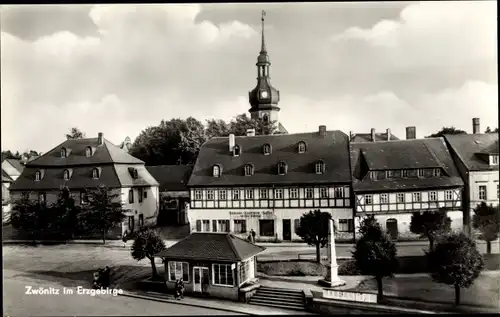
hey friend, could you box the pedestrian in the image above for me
[250,229,256,244]
[178,278,185,299]
[122,230,129,248]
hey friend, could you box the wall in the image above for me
[188,207,353,241]
[469,171,499,209]
[120,186,159,235]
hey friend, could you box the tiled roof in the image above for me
[27,138,143,167]
[155,232,265,262]
[2,169,13,182]
[146,165,193,191]
[350,138,464,193]
[445,134,499,172]
[188,130,351,187]
[350,132,400,142]
[4,159,25,173]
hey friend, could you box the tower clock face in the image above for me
[260,90,269,99]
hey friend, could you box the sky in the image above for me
[1,2,498,153]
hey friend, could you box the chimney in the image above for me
[371,128,376,142]
[473,118,480,134]
[319,125,327,137]
[386,128,391,141]
[98,132,104,146]
[246,129,256,137]
[406,126,416,140]
[229,134,235,152]
[349,131,353,141]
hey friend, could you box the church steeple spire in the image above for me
[261,10,267,53]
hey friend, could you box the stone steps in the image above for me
[249,286,306,311]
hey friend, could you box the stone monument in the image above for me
[318,218,345,287]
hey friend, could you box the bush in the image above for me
[257,260,326,276]
[338,260,361,276]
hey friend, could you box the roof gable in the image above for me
[445,134,499,171]
[2,169,14,182]
[155,232,265,261]
[3,159,25,174]
[188,130,351,187]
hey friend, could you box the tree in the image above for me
[485,127,499,133]
[229,113,278,136]
[352,216,398,302]
[295,209,333,263]
[427,232,484,305]
[79,185,128,244]
[472,202,500,254]
[410,209,452,251]
[49,187,83,239]
[426,127,467,138]
[205,119,231,139]
[131,229,166,280]
[66,127,86,140]
[2,150,39,162]
[10,194,44,242]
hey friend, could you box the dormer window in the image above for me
[213,165,221,178]
[233,145,241,156]
[386,170,394,179]
[491,155,499,165]
[63,169,70,181]
[92,168,100,179]
[244,164,254,176]
[61,148,67,158]
[129,167,139,179]
[417,169,425,178]
[86,147,92,157]
[297,141,307,154]
[315,160,325,174]
[263,144,272,155]
[369,171,378,181]
[432,168,441,177]
[277,161,287,175]
[35,170,41,181]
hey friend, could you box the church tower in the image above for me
[248,11,287,134]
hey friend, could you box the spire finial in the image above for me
[261,10,267,53]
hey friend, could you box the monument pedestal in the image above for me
[318,264,345,287]
[317,218,345,288]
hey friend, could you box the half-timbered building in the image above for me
[349,135,464,239]
[187,126,353,242]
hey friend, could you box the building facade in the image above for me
[350,130,464,239]
[2,169,14,223]
[187,126,353,242]
[2,159,25,181]
[444,118,499,235]
[8,132,160,236]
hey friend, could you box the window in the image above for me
[445,190,453,201]
[218,220,230,232]
[92,168,99,179]
[35,171,41,181]
[433,168,441,177]
[263,114,269,122]
[259,189,268,199]
[492,155,499,165]
[305,188,313,199]
[412,192,421,202]
[315,161,325,174]
[38,192,46,205]
[259,219,275,237]
[219,190,227,200]
[263,144,271,155]
[385,171,394,179]
[63,169,70,181]
[80,192,89,205]
[479,186,487,200]
[289,188,299,199]
[320,187,328,198]
[334,187,344,198]
[274,188,284,199]
[232,190,240,200]
[239,259,251,285]
[213,264,234,287]
[277,161,287,175]
[233,145,241,156]
[365,195,373,205]
[143,188,148,199]
[194,190,202,200]
[417,169,424,178]
[60,148,67,158]
[396,193,405,203]
[297,141,306,153]
[338,219,354,232]
[168,262,189,282]
[213,165,221,177]
[85,147,92,157]
[498,185,499,199]
[244,164,254,176]
[129,189,134,203]
[139,188,143,203]
[380,194,388,204]
[401,170,408,178]
[234,219,247,233]
[207,190,215,200]
[245,189,254,199]
[429,191,437,201]
[138,214,144,227]
[370,171,378,181]
[202,220,210,232]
